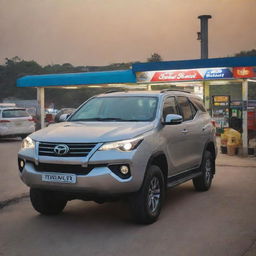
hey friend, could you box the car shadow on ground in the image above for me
[26,182,199,228]
[0,137,22,143]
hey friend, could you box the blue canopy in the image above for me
[132,56,256,72]
[17,70,136,87]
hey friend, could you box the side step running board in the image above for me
[167,169,202,188]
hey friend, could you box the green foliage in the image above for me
[0,57,139,108]
[147,53,163,62]
[0,54,162,108]
[234,49,256,57]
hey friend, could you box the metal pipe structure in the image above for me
[37,87,45,129]
[198,15,212,59]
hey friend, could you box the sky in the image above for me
[0,0,256,66]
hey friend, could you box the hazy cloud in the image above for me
[0,0,255,65]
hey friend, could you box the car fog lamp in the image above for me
[18,158,25,173]
[120,165,129,175]
[20,160,24,168]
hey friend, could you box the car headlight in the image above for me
[99,137,143,152]
[21,136,35,149]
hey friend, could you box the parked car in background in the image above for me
[0,107,35,138]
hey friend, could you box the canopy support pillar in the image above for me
[242,79,248,156]
[37,87,45,129]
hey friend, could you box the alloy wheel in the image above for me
[148,176,161,213]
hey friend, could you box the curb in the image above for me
[216,163,256,168]
[0,193,29,210]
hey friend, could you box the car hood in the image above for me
[30,121,155,143]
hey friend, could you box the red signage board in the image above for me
[233,67,256,78]
[151,70,203,82]
[136,67,256,83]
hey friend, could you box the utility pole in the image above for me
[197,15,212,59]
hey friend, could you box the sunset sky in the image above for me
[0,0,255,66]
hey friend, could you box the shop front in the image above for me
[17,56,256,155]
[132,57,256,155]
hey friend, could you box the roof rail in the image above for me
[160,89,191,94]
[103,89,128,94]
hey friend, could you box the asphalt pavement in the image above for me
[0,139,256,256]
[0,138,27,203]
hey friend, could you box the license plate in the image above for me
[42,173,76,184]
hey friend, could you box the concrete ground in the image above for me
[0,138,27,204]
[0,139,256,256]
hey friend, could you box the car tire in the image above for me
[193,150,214,191]
[130,165,165,224]
[30,188,67,215]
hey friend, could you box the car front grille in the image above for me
[38,142,97,157]
[34,163,92,175]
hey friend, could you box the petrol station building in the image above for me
[17,56,256,155]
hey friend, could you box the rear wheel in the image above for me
[193,151,214,191]
[130,165,165,224]
[30,188,67,215]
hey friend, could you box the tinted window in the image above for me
[191,98,207,112]
[162,97,179,119]
[190,101,197,118]
[2,109,29,118]
[70,96,158,122]
[177,96,193,121]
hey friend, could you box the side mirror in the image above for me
[163,114,183,125]
[58,114,69,122]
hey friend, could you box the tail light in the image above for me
[211,120,216,127]
[0,120,10,123]
[27,118,34,122]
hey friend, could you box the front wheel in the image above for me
[193,150,214,191]
[30,189,67,215]
[130,165,165,224]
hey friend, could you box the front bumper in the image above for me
[20,162,136,194]
[18,147,149,195]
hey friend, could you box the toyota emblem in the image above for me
[54,144,70,155]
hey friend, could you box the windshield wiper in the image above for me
[71,118,150,122]
[71,117,124,122]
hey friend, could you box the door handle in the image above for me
[181,129,188,134]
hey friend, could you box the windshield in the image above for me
[2,109,29,118]
[70,96,158,122]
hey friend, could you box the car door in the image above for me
[160,96,188,174]
[176,96,203,170]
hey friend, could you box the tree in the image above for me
[234,49,256,57]
[147,53,163,62]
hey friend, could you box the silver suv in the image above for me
[18,90,217,224]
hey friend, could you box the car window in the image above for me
[190,101,198,118]
[191,98,207,112]
[2,109,29,118]
[177,96,193,121]
[162,97,179,120]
